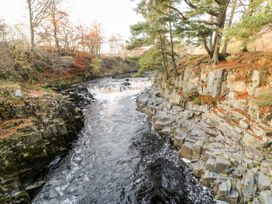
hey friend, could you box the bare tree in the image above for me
[0,18,7,43]
[222,0,238,55]
[26,0,52,50]
[109,34,124,55]
[49,0,67,51]
[75,24,88,51]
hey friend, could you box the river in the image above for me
[33,77,213,204]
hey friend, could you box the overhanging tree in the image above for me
[166,0,231,64]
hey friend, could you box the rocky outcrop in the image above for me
[0,90,86,203]
[137,58,272,203]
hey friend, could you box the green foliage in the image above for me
[127,22,154,50]
[42,86,54,93]
[193,95,217,106]
[257,89,272,107]
[138,48,163,71]
[229,1,272,47]
[90,57,102,74]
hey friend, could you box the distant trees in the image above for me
[109,34,125,56]
[22,0,105,54]
[50,0,67,51]
[84,21,103,56]
[0,18,7,43]
[0,0,269,64]
[221,0,238,55]
[75,22,103,56]
[25,0,53,50]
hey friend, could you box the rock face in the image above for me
[137,61,272,203]
[0,90,85,203]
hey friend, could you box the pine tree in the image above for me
[229,0,272,52]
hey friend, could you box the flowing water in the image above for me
[33,77,213,204]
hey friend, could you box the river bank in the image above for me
[0,48,140,203]
[0,85,90,203]
[136,52,272,204]
[33,77,214,204]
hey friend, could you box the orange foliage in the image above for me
[198,95,216,105]
[73,51,91,70]
[235,91,250,99]
[215,107,227,114]
[259,106,272,116]
[232,108,250,118]
[178,90,184,96]
[0,118,34,139]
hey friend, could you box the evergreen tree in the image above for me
[229,0,272,51]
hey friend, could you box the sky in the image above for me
[0,0,143,40]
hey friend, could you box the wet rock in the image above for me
[153,120,165,131]
[44,198,61,204]
[259,191,272,204]
[0,86,84,203]
[12,190,31,204]
[214,200,229,204]
[61,85,94,107]
[201,171,219,187]
[153,116,174,131]
[25,180,45,199]
[161,127,172,137]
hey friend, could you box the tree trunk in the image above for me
[169,21,177,76]
[212,1,229,64]
[222,0,238,55]
[203,36,213,58]
[159,34,168,80]
[212,32,221,64]
[27,0,35,50]
[209,16,214,50]
[52,1,60,51]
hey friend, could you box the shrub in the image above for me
[193,95,217,106]
[257,89,272,107]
